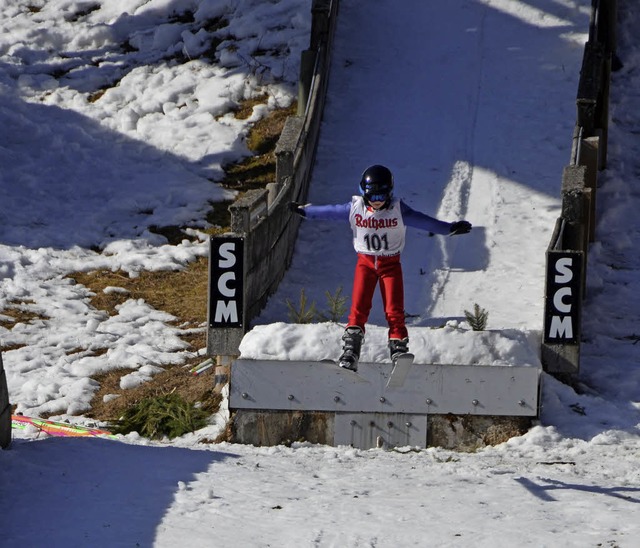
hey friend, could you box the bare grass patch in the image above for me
[71,100,294,432]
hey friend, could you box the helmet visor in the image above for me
[365,192,390,202]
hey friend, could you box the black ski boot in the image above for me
[339,327,364,371]
[388,337,409,363]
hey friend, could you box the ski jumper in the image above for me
[302,197,452,339]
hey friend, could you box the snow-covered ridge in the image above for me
[239,322,541,367]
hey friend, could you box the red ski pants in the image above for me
[347,253,408,340]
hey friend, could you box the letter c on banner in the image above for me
[218,271,236,298]
[553,287,572,313]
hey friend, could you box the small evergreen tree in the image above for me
[112,393,208,439]
[464,303,489,331]
[285,288,317,324]
[317,286,348,322]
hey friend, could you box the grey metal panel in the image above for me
[404,364,540,416]
[229,359,539,416]
[229,360,388,413]
[334,413,427,450]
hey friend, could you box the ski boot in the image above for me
[388,337,409,364]
[339,327,364,372]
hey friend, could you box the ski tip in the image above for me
[392,352,414,365]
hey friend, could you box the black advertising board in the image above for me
[209,237,244,328]
[544,250,582,345]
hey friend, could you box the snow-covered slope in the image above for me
[2,1,640,546]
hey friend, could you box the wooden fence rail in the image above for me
[541,0,617,379]
[207,0,339,357]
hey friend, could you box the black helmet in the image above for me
[359,165,394,204]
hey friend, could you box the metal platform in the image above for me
[230,360,539,415]
[229,359,540,449]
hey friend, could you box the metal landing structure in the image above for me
[229,359,540,449]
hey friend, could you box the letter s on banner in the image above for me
[209,237,244,328]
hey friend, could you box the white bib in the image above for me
[349,196,406,255]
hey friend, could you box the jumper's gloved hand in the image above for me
[449,220,472,235]
[289,202,307,218]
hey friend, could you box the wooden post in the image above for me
[213,355,232,395]
[561,166,590,298]
[576,42,604,138]
[207,236,246,357]
[310,0,331,49]
[579,136,599,242]
[297,49,316,116]
[0,352,11,449]
[275,116,304,186]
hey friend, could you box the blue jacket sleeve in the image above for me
[302,202,351,221]
[400,200,451,235]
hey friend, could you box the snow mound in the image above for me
[239,321,541,367]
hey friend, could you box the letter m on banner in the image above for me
[543,250,582,345]
[209,237,244,329]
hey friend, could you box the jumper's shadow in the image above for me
[515,476,640,504]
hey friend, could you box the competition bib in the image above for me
[349,196,406,255]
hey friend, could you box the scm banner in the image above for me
[209,237,244,328]
[544,250,582,345]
